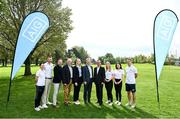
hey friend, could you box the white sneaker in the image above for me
[76,101,80,105]
[109,102,113,106]
[117,102,121,106]
[38,105,43,109]
[47,101,52,105]
[106,100,110,104]
[115,101,119,104]
[131,104,136,109]
[34,107,41,111]
[74,101,80,105]
[42,104,48,109]
[125,103,131,107]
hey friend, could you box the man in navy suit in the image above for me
[83,58,93,104]
[94,60,105,106]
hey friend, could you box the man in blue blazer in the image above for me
[83,58,93,104]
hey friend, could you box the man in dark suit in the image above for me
[62,58,73,105]
[73,58,83,105]
[94,60,105,106]
[83,58,93,104]
[52,59,63,108]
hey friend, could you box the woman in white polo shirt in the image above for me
[34,63,46,111]
[113,63,124,106]
[105,62,113,106]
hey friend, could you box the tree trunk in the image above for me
[24,55,32,76]
[4,57,7,67]
[2,59,5,67]
[35,58,39,66]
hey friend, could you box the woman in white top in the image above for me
[34,63,45,111]
[105,62,114,105]
[113,63,124,106]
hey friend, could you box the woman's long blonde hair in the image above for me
[106,61,111,71]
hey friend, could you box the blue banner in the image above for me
[154,9,178,81]
[11,12,50,80]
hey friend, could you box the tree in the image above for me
[0,0,73,75]
[72,46,89,63]
[98,56,106,65]
[98,53,116,64]
[104,53,116,64]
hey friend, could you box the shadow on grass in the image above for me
[0,75,157,118]
[88,102,157,118]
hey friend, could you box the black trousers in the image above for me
[35,85,45,108]
[114,80,122,102]
[83,82,92,103]
[73,83,82,101]
[95,83,103,105]
[105,80,113,102]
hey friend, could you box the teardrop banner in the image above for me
[7,11,50,103]
[153,9,178,103]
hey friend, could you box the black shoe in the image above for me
[57,101,60,105]
[99,102,103,106]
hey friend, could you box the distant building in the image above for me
[175,61,180,66]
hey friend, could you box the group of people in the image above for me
[34,56,138,112]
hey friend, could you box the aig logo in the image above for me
[22,17,48,43]
[157,15,176,41]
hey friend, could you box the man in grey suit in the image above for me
[83,58,93,104]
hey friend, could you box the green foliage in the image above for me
[0,0,73,60]
[98,53,116,64]
[0,0,73,73]
[72,46,89,63]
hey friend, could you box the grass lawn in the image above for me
[0,64,180,118]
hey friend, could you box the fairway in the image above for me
[0,64,180,118]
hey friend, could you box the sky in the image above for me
[62,0,180,59]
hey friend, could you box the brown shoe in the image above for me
[64,102,68,106]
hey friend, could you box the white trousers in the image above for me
[42,79,52,105]
[53,83,60,105]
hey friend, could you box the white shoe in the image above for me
[34,107,41,111]
[131,104,136,109]
[117,102,121,106]
[76,101,80,105]
[47,101,52,105]
[74,101,80,105]
[38,105,43,109]
[109,102,113,106]
[106,100,110,104]
[125,103,131,107]
[115,101,119,104]
[42,104,48,109]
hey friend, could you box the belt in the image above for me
[105,79,111,81]
[46,77,52,79]
[115,79,121,80]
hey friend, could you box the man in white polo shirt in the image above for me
[125,58,138,109]
[42,56,53,108]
